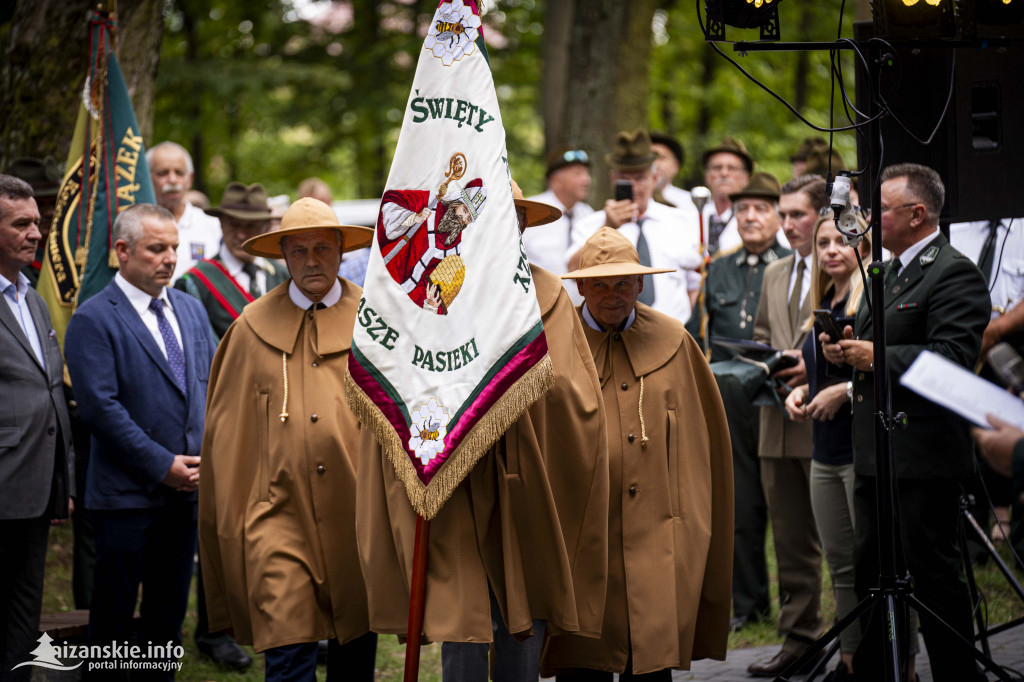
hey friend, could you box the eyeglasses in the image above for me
[561,150,589,164]
[878,202,919,214]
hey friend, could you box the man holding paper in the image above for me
[973,416,1024,556]
[821,163,989,682]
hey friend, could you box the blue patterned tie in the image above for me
[149,298,187,395]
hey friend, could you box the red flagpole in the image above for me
[691,186,712,358]
[404,515,431,682]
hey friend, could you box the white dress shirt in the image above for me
[950,218,1024,314]
[660,184,692,209]
[523,188,595,276]
[0,271,45,367]
[114,272,182,359]
[219,248,267,297]
[787,252,813,308]
[703,203,791,254]
[895,229,941,276]
[568,201,702,324]
[171,202,222,285]
[289,278,342,310]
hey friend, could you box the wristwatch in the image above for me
[846,381,854,400]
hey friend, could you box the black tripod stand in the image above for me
[960,494,1024,660]
[722,34,1019,682]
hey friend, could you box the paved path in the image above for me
[677,627,1024,681]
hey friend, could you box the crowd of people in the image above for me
[1,127,1022,682]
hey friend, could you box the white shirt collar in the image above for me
[219,247,246,277]
[114,272,171,315]
[894,228,939,272]
[581,302,636,331]
[0,271,29,299]
[288,278,342,309]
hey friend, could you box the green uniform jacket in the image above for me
[851,232,989,478]
[175,254,288,340]
[687,241,791,361]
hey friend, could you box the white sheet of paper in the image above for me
[900,350,1024,430]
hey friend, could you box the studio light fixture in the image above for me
[872,0,956,38]
[874,0,1024,38]
[705,0,784,42]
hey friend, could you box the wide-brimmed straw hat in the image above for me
[605,129,659,171]
[511,179,561,228]
[561,227,674,280]
[242,197,373,258]
[204,182,272,221]
[728,171,781,203]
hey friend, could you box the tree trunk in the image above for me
[793,3,815,112]
[556,0,659,201]
[0,0,163,170]
[542,0,573,150]
[178,0,207,192]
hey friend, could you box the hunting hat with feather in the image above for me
[701,136,754,173]
[205,182,273,221]
[605,129,659,171]
[728,171,781,203]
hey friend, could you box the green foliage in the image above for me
[649,1,863,187]
[153,0,545,204]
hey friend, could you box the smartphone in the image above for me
[614,180,633,202]
[814,308,844,343]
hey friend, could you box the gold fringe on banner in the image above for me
[345,353,554,520]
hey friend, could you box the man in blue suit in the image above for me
[65,203,217,680]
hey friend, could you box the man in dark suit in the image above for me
[0,175,74,681]
[65,203,217,680]
[823,163,990,682]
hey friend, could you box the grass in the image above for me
[41,517,1024,680]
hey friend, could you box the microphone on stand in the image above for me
[988,342,1024,396]
[691,185,712,215]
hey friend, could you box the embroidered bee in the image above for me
[418,420,442,442]
[435,19,466,48]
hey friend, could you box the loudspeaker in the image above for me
[855,23,1024,223]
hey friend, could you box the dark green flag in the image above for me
[41,10,156,347]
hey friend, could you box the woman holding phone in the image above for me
[784,215,871,681]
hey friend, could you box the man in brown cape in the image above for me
[355,186,609,681]
[198,198,377,681]
[543,226,733,679]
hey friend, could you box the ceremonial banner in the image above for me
[346,0,553,520]
[39,10,156,347]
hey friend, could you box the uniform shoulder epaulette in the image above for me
[919,245,940,266]
[262,259,277,276]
